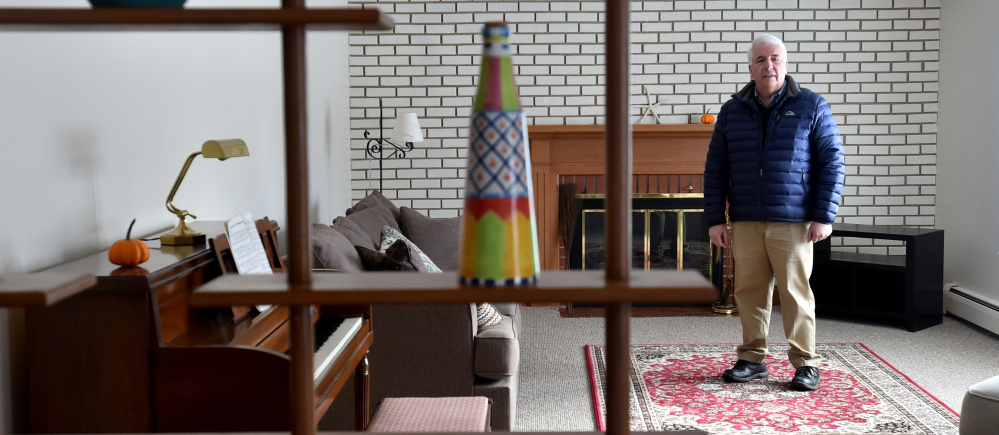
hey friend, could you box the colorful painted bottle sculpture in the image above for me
[458,22,540,286]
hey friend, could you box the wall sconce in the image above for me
[364,98,424,191]
[161,138,250,245]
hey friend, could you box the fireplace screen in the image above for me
[567,195,716,283]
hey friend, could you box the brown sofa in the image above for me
[310,191,522,430]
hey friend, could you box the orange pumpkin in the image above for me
[109,218,150,266]
[701,113,715,124]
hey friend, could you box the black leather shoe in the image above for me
[722,359,769,382]
[790,366,820,391]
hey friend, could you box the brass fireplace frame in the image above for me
[575,193,714,283]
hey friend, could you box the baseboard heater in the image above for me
[945,284,999,336]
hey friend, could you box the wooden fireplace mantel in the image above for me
[529,123,716,270]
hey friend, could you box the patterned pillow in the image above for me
[380,225,442,273]
[476,302,503,327]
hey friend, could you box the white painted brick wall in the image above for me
[348,0,939,241]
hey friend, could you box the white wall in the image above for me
[349,0,942,240]
[938,2,999,310]
[310,28,355,222]
[0,0,353,431]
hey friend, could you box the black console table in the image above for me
[810,223,944,332]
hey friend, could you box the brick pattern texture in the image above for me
[348,0,939,255]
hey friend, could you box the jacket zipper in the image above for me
[759,109,782,220]
[757,107,765,220]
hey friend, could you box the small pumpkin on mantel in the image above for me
[109,218,150,266]
[700,113,716,124]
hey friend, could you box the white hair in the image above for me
[747,34,787,63]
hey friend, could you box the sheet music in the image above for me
[226,213,274,311]
[226,212,274,275]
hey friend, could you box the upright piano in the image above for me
[22,221,372,433]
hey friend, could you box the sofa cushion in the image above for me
[355,239,420,272]
[346,190,401,223]
[474,314,520,380]
[310,223,365,272]
[334,206,399,250]
[380,225,442,273]
[399,207,461,272]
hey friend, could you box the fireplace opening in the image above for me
[567,194,724,303]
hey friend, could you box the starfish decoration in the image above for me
[632,85,668,124]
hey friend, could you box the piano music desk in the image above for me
[22,221,372,433]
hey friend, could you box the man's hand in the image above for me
[808,222,832,243]
[709,224,731,247]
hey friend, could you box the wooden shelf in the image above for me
[0,8,392,30]
[826,251,907,269]
[189,270,718,307]
[0,272,96,307]
[829,222,939,241]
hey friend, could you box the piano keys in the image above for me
[314,316,360,380]
[21,221,372,433]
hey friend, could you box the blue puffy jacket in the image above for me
[704,75,845,227]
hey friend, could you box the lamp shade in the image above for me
[390,112,424,143]
[202,138,250,160]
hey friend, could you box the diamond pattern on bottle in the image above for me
[467,110,529,197]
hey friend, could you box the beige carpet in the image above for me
[514,306,999,432]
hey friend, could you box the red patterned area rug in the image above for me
[586,343,960,434]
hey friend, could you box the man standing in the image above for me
[703,34,844,391]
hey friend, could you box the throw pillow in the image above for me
[346,190,401,222]
[476,302,503,328]
[330,216,377,249]
[310,224,365,272]
[354,239,418,272]
[336,206,399,249]
[380,225,442,273]
[399,207,461,271]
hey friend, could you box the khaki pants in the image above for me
[731,221,821,368]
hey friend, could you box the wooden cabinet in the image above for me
[23,222,220,433]
[811,223,944,332]
[24,221,374,433]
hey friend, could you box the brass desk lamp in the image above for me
[161,138,249,245]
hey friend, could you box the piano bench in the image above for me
[367,396,492,432]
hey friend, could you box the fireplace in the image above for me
[566,193,723,292]
[528,124,718,270]
[527,124,730,305]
